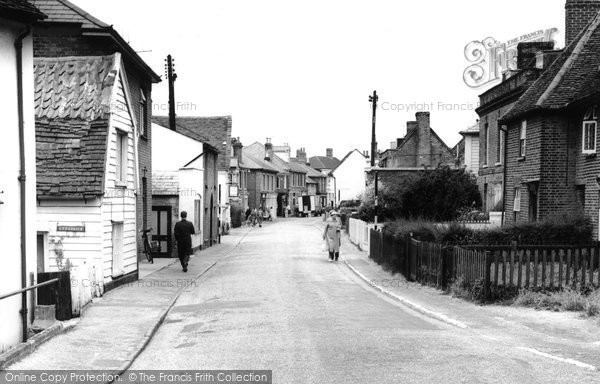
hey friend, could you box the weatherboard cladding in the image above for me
[34,55,120,198]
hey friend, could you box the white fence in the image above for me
[348,218,383,251]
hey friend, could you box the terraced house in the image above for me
[31,0,161,260]
[500,0,600,238]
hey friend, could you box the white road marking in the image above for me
[517,347,598,371]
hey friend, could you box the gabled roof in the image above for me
[331,149,368,174]
[0,0,46,21]
[309,155,341,170]
[152,116,232,171]
[240,150,279,173]
[502,12,600,121]
[35,54,124,198]
[32,0,160,83]
[244,142,290,173]
[292,161,326,178]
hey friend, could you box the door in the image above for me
[151,206,172,257]
[111,222,124,277]
[210,194,214,245]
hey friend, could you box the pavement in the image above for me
[6,227,251,371]
[5,218,600,383]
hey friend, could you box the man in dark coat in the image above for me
[174,211,195,272]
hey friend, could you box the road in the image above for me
[130,218,599,383]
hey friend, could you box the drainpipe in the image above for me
[16,25,32,342]
[500,125,508,227]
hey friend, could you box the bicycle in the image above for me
[140,228,159,264]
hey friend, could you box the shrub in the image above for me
[383,218,437,242]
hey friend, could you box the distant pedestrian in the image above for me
[257,207,263,227]
[174,211,195,272]
[323,210,341,262]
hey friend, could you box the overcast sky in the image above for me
[75,0,565,159]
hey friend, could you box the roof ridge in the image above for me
[56,0,110,28]
[536,11,600,107]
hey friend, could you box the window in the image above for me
[519,121,527,157]
[496,128,505,164]
[576,185,585,212]
[582,121,597,154]
[485,122,490,165]
[276,176,281,189]
[139,90,148,137]
[513,188,521,212]
[116,131,128,183]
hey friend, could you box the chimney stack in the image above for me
[326,148,333,158]
[566,0,600,46]
[296,147,307,163]
[516,41,555,70]
[232,137,243,165]
[416,112,431,168]
[406,121,418,133]
[264,138,273,161]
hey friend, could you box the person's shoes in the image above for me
[183,266,187,272]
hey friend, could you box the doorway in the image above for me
[151,206,172,257]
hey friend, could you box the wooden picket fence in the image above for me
[368,229,600,300]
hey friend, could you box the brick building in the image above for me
[500,0,600,238]
[309,149,341,208]
[475,42,555,212]
[31,0,161,260]
[379,112,455,169]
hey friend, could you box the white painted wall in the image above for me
[332,151,368,203]
[151,123,204,171]
[464,135,480,175]
[218,171,231,228]
[0,23,37,352]
[178,167,204,249]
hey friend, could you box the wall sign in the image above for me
[57,225,85,232]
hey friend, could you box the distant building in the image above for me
[457,122,480,175]
[309,148,341,208]
[379,112,455,169]
[331,150,369,205]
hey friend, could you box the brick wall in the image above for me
[566,0,600,46]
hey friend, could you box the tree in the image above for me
[358,167,481,222]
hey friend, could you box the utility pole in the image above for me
[369,90,378,167]
[369,90,379,230]
[165,54,178,131]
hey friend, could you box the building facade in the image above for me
[32,0,161,261]
[0,0,46,352]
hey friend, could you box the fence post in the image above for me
[484,251,492,302]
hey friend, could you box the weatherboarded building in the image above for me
[35,54,140,311]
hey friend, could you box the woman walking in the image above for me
[323,210,341,262]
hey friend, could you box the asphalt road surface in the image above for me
[130,218,599,384]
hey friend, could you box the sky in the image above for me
[74,0,566,160]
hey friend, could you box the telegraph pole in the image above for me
[369,90,379,230]
[165,55,178,131]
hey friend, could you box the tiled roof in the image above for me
[30,0,106,28]
[309,155,341,171]
[34,55,118,120]
[31,0,161,83]
[34,54,121,198]
[292,161,325,178]
[0,0,46,21]
[244,142,289,173]
[503,12,600,121]
[459,122,480,136]
[37,119,108,198]
[152,171,179,195]
[152,116,232,171]
[240,151,279,173]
